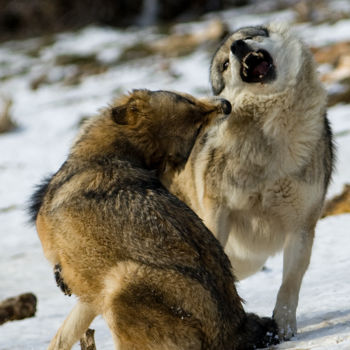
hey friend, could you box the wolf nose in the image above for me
[231,39,247,55]
[220,99,231,115]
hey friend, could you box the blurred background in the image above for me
[1,1,350,349]
[1,0,349,39]
[0,0,288,40]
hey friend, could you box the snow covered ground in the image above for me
[0,2,350,349]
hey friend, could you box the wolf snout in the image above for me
[231,39,251,59]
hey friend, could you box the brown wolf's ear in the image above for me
[111,105,128,125]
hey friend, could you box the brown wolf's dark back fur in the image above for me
[31,89,278,350]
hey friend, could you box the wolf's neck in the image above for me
[219,83,326,174]
[70,117,148,169]
[227,74,326,134]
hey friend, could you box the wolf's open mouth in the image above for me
[240,49,275,83]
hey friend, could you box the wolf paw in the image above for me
[54,264,72,296]
[273,306,297,340]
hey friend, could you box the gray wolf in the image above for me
[29,90,278,350]
[161,23,335,339]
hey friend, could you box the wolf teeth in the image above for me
[243,53,252,62]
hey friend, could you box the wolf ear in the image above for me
[111,105,128,125]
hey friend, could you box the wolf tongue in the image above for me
[252,61,269,77]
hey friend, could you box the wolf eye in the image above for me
[222,60,229,71]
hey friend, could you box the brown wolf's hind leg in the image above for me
[240,313,280,348]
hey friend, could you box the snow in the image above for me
[1,3,350,349]
[297,20,350,47]
[238,215,350,349]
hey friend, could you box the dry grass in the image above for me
[322,184,350,218]
[0,97,17,134]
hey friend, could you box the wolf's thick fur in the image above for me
[161,24,335,339]
[30,90,278,350]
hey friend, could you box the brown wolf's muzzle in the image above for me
[220,99,232,115]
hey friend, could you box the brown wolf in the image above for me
[29,90,278,350]
[161,24,335,339]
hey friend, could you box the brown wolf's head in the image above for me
[110,89,231,171]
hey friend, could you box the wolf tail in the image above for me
[27,176,51,223]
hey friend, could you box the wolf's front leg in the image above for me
[47,301,96,350]
[273,229,315,340]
